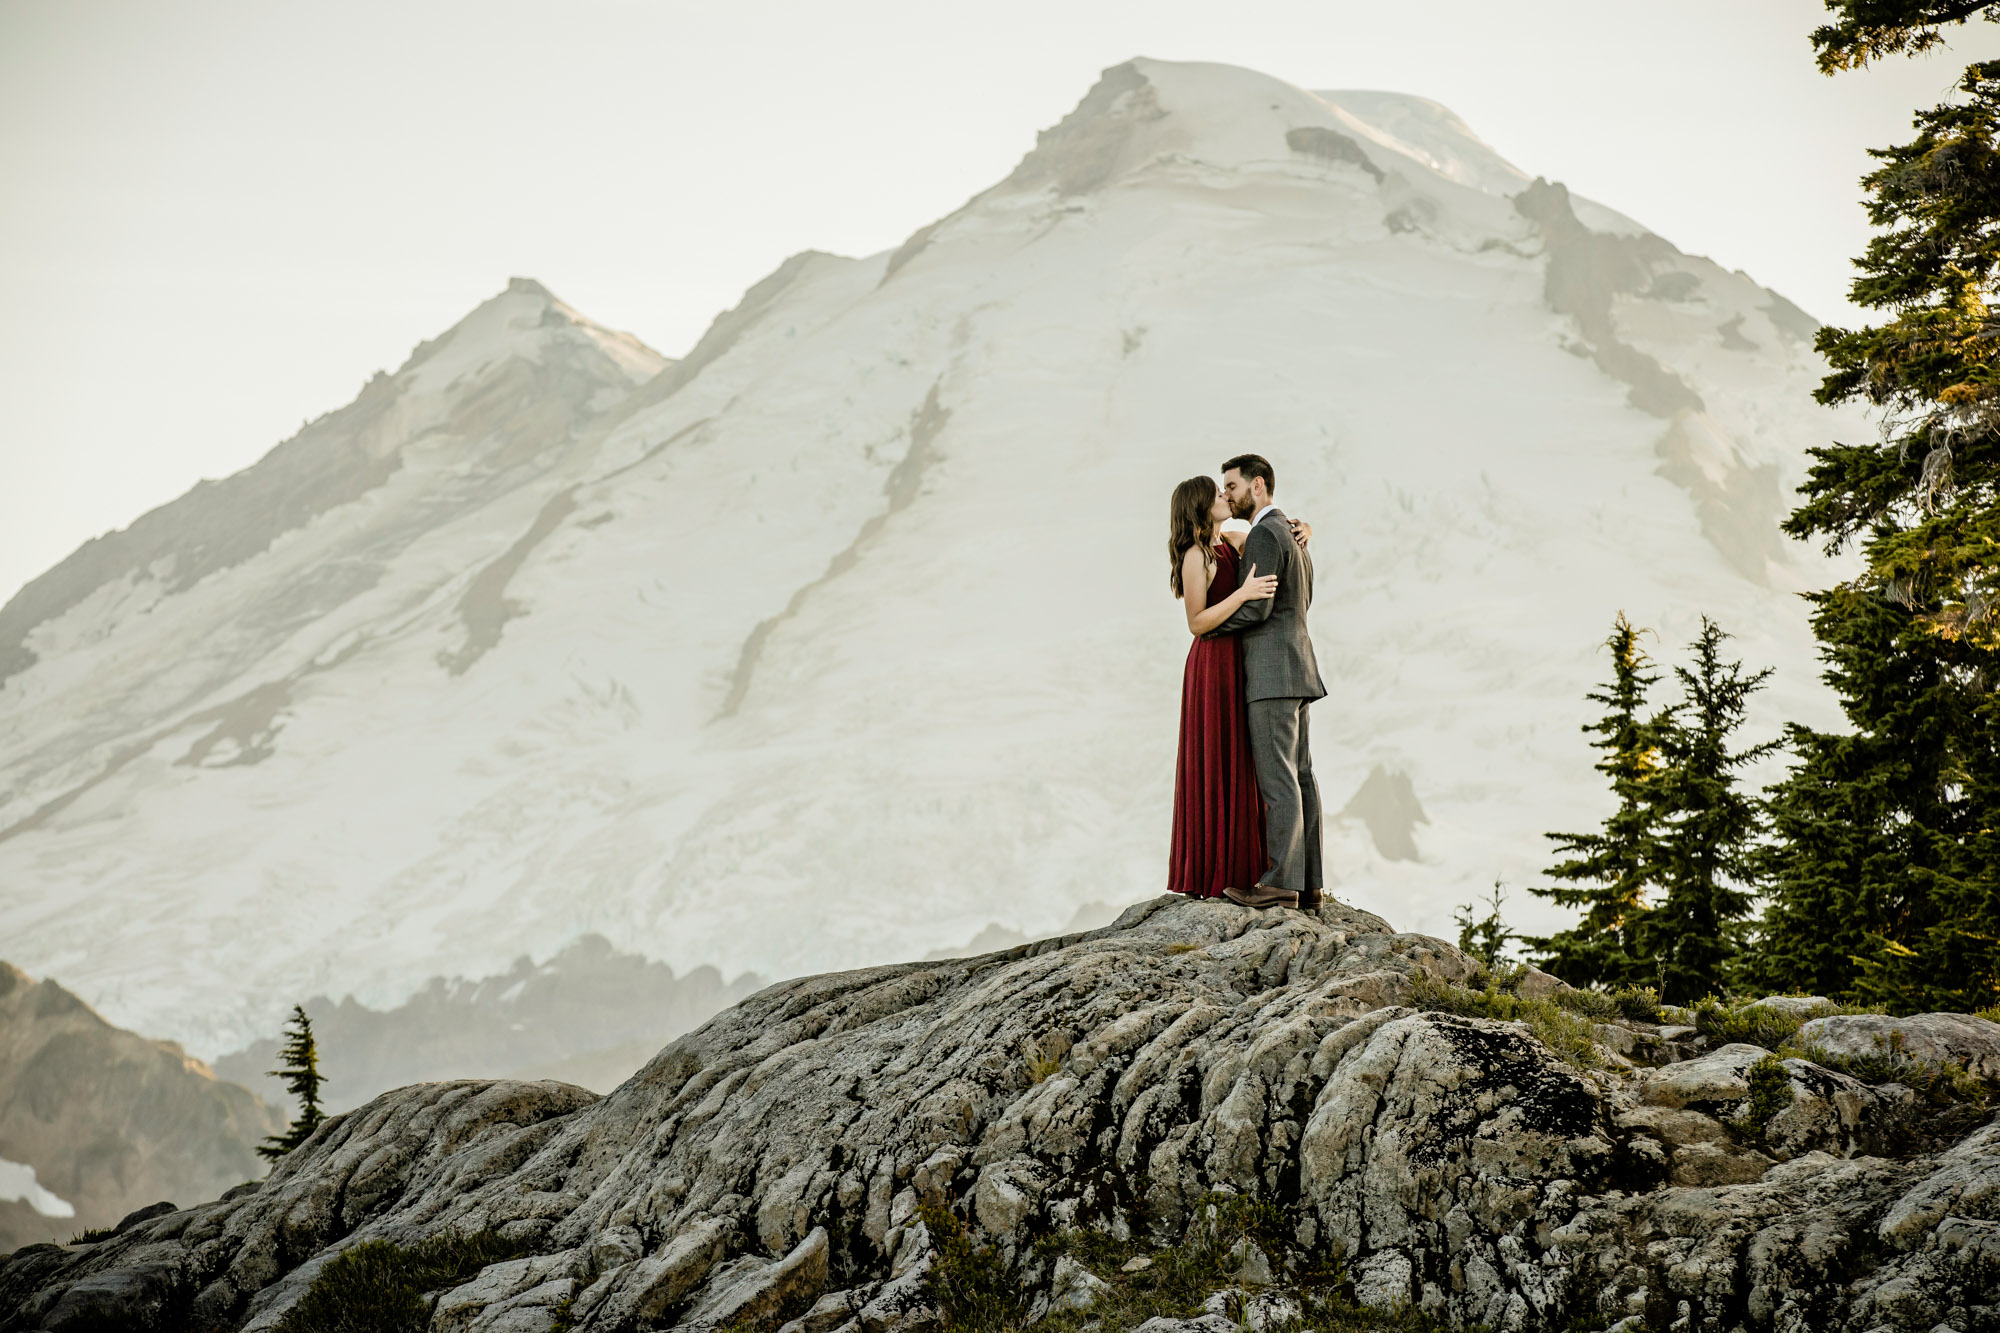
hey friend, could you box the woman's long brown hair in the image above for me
[1168,475,1219,599]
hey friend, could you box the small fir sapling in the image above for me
[259,1004,328,1161]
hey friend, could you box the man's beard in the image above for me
[1230,493,1256,519]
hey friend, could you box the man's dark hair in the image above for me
[1220,453,1276,494]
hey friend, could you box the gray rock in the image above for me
[1798,1011,2000,1081]
[1351,1249,1414,1310]
[1515,966,1567,1001]
[5,896,1999,1333]
[1636,1041,1769,1108]
[855,1252,938,1332]
[1225,1236,1273,1286]
[1239,1290,1304,1332]
[35,1261,186,1333]
[779,1287,868,1333]
[434,1252,580,1333]
[680,1225,829,1330]
[1044,1253,1109,1313]
[1743,994,1836,1020]
[467,1277,578,1333]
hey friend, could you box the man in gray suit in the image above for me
[1211,453,1325,910]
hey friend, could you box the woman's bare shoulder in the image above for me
[1222,530,1247,551]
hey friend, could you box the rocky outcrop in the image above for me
[213,935,763,1113]
[2,897,1996,1332]
[1798,1012,2000,1083]
[0,963,283,1253]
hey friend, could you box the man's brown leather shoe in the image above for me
[1224,883,1300,910]
[1297,890,1323,911]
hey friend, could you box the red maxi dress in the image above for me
[1167,542,1268,898]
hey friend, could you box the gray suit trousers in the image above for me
[1247,698,1322,893]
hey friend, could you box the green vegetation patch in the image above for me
[1409,972,1604,1070]
[920,1193,1446,1333]
[1692,996,1825,1050]
[274,1229,531,1333]
[1550,987,1622,1022]
[1735,1053,1796,1137]
[1782,1029,1990,1110]
[1689,999,1992,1108]
[1610,985,1666,1023]
[1021,1033,1072,1086]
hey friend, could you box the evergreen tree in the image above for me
[1751,589,1978,1004]
[258,1005,327,1161]
[1528,613,1664,988]
[1454,880,1519,971]
[1751,13,2000,1013]
[1638,620,1780,1004]
[1811,2,1999,74]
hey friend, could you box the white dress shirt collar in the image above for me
[1252,502,1279,527]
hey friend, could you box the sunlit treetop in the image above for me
[1794,53,2000,650]
[1813,0,1998,72]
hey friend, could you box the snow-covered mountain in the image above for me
[0,59,1865,1057]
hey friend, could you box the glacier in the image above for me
[0,58,1867,1058]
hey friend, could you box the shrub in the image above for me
[1463,961,1529,994]
[1612,985,1666,1023]
[1408,974,1604,1070]
[1694,997,1807,1050]
[1022,1033,1071,1085]
[1551,988,1622,1021]
[1735,1053,1795,1137]
[274,1229,529,1333]
[919,1199,1030,1333]
[1694,996,1892,1052]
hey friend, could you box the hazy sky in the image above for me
[3,1,1995,606]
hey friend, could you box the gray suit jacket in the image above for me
[1211,508,1326,702]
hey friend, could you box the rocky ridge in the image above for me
[0,964,281,1254]
[214,934,764,1114]
[4,896,1996,1332]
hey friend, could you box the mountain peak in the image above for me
[398,277,666,392]
[992,58,1534,206]
[0,57,1864,1064]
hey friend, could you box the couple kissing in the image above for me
[1165,453,1325,911]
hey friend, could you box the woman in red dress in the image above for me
[1166,476,1279,898]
